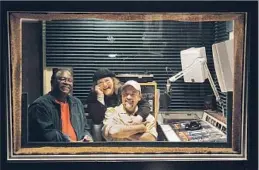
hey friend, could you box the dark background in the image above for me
[42,19,230,113]
[1,1,258,170]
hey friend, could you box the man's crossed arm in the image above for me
[103,121,156,141]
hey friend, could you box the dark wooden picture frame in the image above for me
[7,12,247,162]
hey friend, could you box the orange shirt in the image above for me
[56,100,77,141]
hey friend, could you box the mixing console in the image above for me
[169,119,227,142]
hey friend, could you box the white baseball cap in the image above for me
[121,80,141,93]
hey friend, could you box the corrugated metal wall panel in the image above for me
[44,19,226,111]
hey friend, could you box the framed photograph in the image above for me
[2,1,255,164]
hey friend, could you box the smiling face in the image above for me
[121,85,141,114]
[96,77,114,96]
[52,70,73,96]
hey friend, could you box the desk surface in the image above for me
[157,112,227,142]
[159,124,181,142]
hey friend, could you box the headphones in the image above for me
[185,121,202,131]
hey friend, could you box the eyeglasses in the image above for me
[58,77,73,83]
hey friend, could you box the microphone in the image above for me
[165,67,171,94]
[159,79,172,110]
[166,80,171,94]
[160,91,171,110]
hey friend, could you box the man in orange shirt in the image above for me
[28,68,92,142]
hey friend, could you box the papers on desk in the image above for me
[160,124,181,142]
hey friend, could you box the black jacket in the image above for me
[28,92,91,142]
[86,87,151,124]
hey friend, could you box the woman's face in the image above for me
[97,77,114,96]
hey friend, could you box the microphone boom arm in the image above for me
[168,58,205,82]
[167,57,225,117]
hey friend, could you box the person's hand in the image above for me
[82,135,94,142]
[95,84,104,96]
[143,120,155,132]
[69,139,77,142]
[128,133,142,141]
[127,115,143,125]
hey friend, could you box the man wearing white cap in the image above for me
[102,80,157,141]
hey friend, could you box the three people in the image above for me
[28,68,157,142]
[102,80,157,141]
[28,68,93,142]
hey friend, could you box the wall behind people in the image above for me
[43,20,231,112]
[22,21,43,105]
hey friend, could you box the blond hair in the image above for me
[112,77,123,95]
[91,77,122,95]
